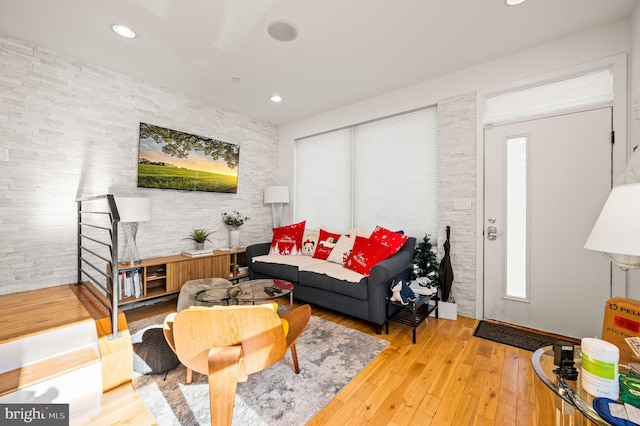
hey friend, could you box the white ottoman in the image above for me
[177,277,233,311]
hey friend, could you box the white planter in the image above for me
[229,230,240,248]
[439,301,457,320]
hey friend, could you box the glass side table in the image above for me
[532,345,632,426]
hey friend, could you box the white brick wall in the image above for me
[437,92,477,318]
[0,36,279,295]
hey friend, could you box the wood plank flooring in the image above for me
[122,297,581,425]
[1,286,583,425]
[0,285,93,343]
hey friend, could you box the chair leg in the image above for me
[290,343,300,374]
[186,368,193,384]
[208,346,244,426]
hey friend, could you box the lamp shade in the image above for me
[584,183,640,269]
[264,186,289,204]
[115,197,152,222]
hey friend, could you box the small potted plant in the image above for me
[185,229,214,250]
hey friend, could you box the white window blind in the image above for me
[295,129,353,231]
[484,69,613,125]
[295,107,438,239]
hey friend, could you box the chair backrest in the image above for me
[170,304,288,376]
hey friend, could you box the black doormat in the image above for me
[473,321,560,352]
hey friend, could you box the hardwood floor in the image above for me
[121,297,580,425]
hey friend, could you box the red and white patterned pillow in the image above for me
[369,226,408,257]
[270,221,306,255]
[301,228,320,256]
[344,236,391,276]
[313,229,342,260]
[326,234,356,265]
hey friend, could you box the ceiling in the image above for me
[0,0,637,126]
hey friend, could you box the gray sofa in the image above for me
[246,237,416,333]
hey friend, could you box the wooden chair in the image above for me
[163,303,311,425]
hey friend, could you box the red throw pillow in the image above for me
[369,226,408,256]
[313,229,342,260]
[344,236,390,276]
[270,221,306,255]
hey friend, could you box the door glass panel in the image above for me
[506,136,527,299]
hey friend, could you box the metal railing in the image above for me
[77,194,121,339]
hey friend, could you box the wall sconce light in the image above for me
[264,186,289,229]
[115,197,152,265]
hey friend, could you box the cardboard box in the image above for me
[602,297,640,363]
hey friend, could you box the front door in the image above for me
[483,107,612,338]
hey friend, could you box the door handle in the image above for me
[487,226,499,241]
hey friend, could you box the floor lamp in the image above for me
[264,186,289,229]
[115,197,152,265]
[584,183,640,270]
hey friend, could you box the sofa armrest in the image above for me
[246,243,271,279]
[367,237,416,325]
[369,236,416,284]
[246,242,271,261]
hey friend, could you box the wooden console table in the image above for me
[115,248,248,305]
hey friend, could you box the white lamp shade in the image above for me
[264,186,290,204]
[584,183,640,269]
[115,197,152,222]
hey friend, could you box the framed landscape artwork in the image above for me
[137,123,240,193]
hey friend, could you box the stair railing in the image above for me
[77,194,121,339]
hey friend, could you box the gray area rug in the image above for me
[130,313,389,425]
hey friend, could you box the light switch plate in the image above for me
[454,198,472,210]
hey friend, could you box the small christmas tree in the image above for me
[411,233,438,280]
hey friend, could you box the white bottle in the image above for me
[581,337,619,399]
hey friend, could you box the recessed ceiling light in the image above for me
[270,95,283,103]
[267,20,299,42]
[505,0,526,5]
[112,24,136,39]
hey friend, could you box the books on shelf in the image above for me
[182,249,214,257]
[119,268,143,300]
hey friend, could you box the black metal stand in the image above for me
[386,293,439,344]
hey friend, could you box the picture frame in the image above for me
[137,123,240,193]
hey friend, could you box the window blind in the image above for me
[295,106,438,239]
[484,69,613,125]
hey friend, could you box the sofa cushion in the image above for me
[251,254,325,283]
[313,229,342,260]
[369,225,409,256]
[347,227,373,238]
[301,228,320,256]
[344,236,391,276]
[298,265,368,300]
[299,261,365,284]
[270,221,306,255]
[327,234,355,265]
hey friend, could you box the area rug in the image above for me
[473,320,560,352]
[130,313,389,425]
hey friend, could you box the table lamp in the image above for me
[264,186,289,229]
[115,197,152,265]
[584,183,640,270]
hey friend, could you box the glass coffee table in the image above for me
[532,345,635,425]
[194,278,294,308]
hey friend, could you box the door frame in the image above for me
[474,53,629,320]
